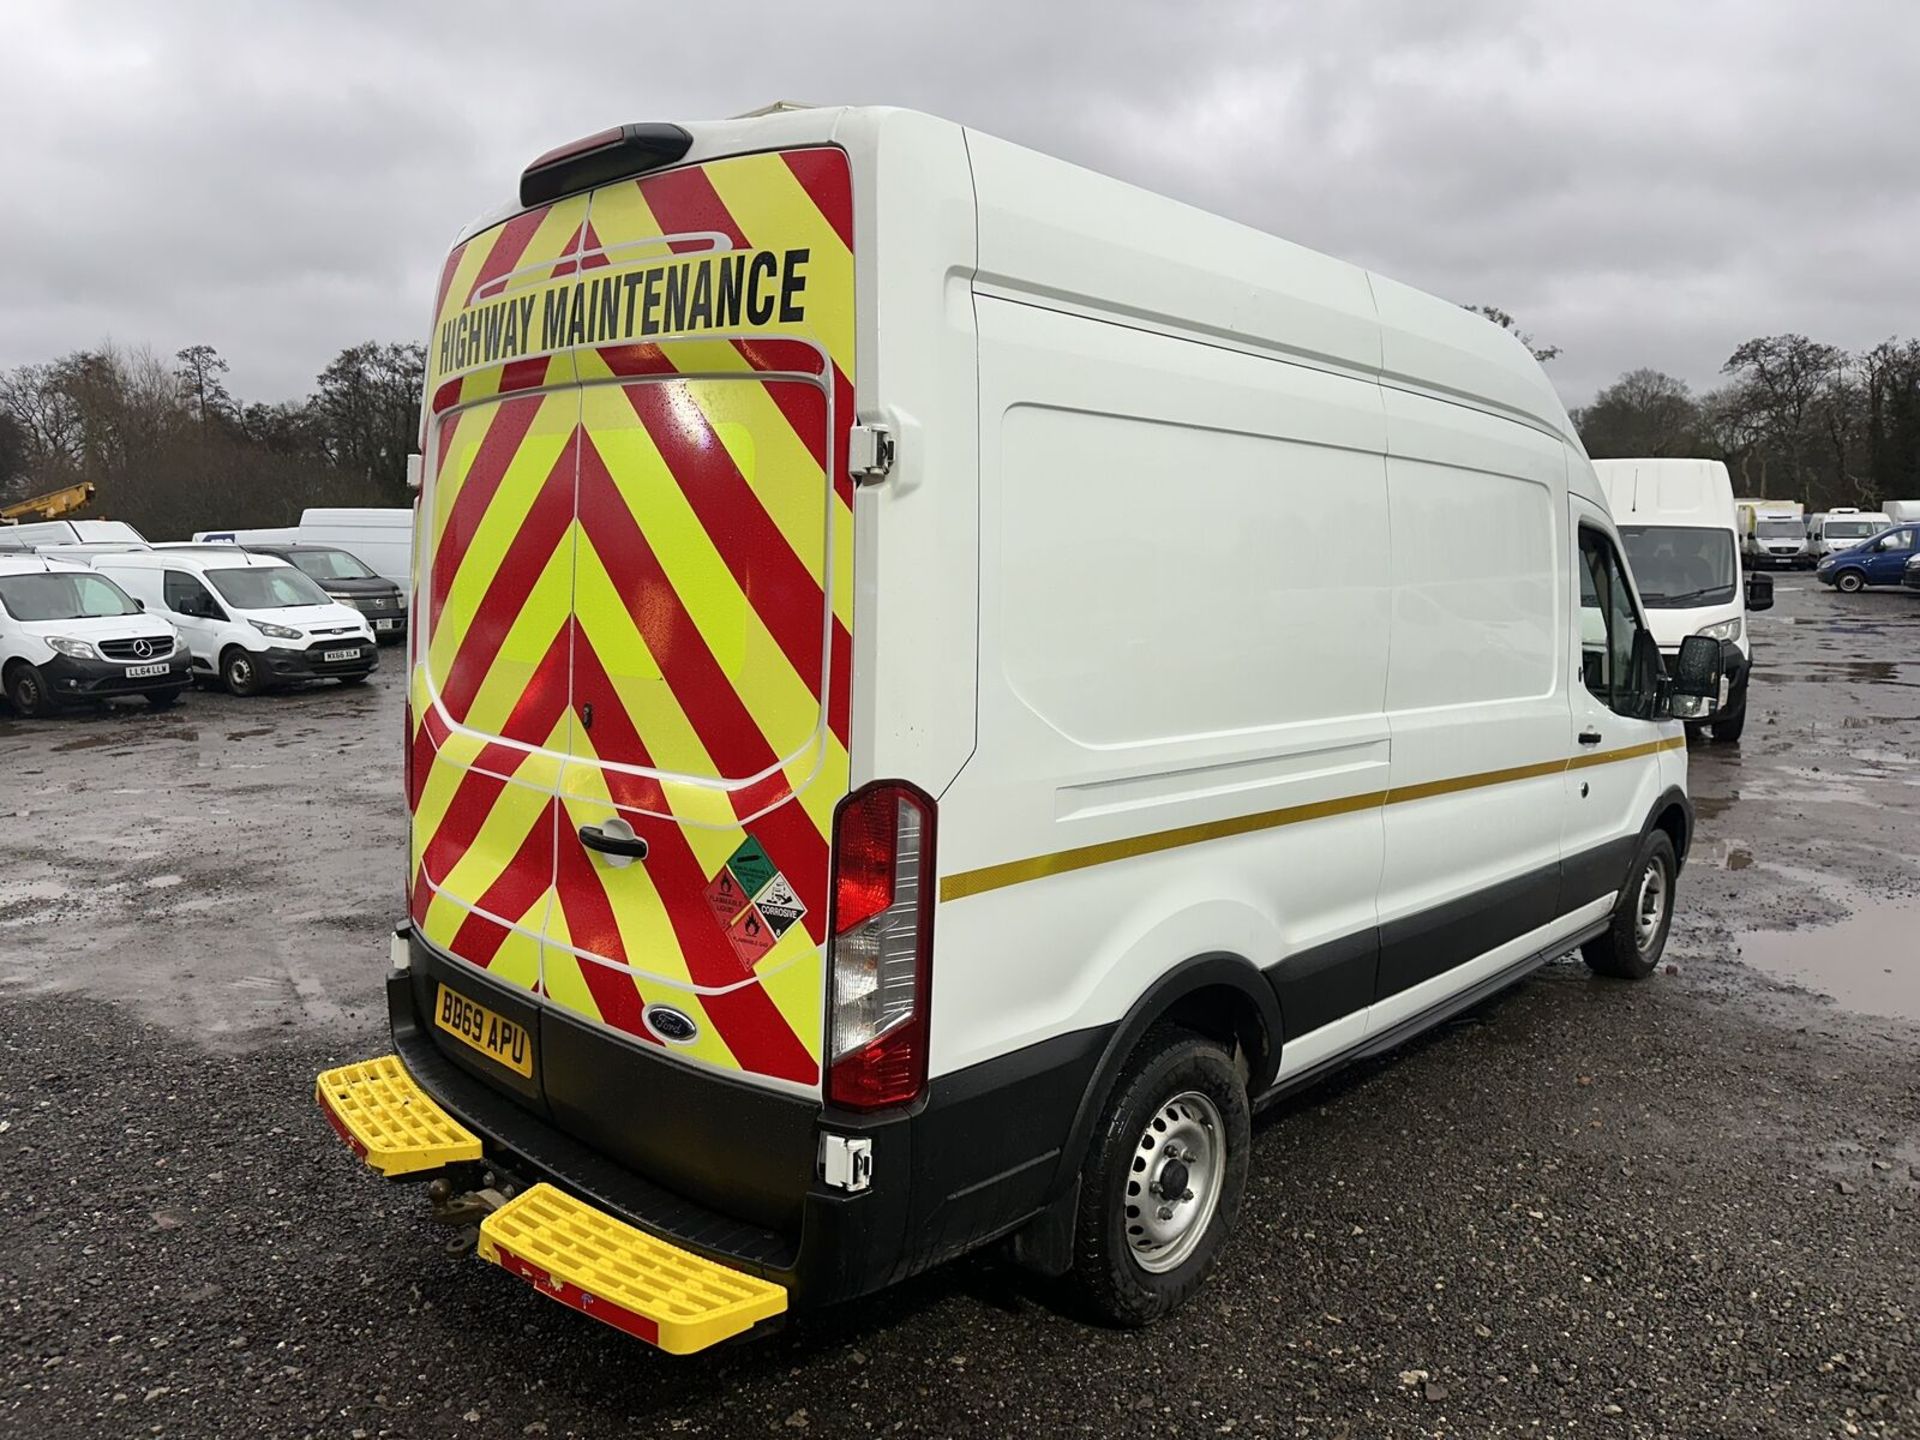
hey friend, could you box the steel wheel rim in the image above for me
[230,657,253,687]
[1124,1089,1225,1274]
[1635,857,1668,955]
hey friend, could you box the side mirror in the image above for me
[1745,571,1774,612]
[133,598,145,611]
[1665,633,1725,719]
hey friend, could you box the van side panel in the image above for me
[1367,389,1572,1025]
[938,295,1391,1079]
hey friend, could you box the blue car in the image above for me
[1816,524,1920,592]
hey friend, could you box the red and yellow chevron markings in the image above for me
[408,147,855,1090]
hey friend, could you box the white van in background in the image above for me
[1742,503,1810,568]
[1814,508,1892,560]
[3,518,146,548]
[196,508,413,599]
[89,550,378,695]
[0,554,191,715]
[1880,500,1920,525]
[317,105,1727,1349]
[1593,458,1772,743]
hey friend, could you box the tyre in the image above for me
[1067,1027,1250,1327]
[221,647,266,696]
[4,662,56,718]
[1582,829,1677,980]
[145,687,185,711]
[1708,700,1746,743]
[1835,569,1867,593]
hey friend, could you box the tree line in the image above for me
[1573,334,1920,509]
[0,341,424,538]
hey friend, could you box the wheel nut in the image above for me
[1157,1204,1175,1221]
[1181,1188,1194,1203]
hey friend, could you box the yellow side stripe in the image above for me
[939,736,1685,904]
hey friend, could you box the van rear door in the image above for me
[550,151,854,1101]
[409,192,592,1022]
[413,149,855,1100]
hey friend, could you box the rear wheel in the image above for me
[145,688,185,711]
[5,661,55,718]
[1835,569,1867,593]
[1067,1027,1250,1327]
[1582,829,1676,980]
[221,647,266,697]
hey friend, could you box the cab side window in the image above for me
[1577,528,1654,720]
[164,570,215,618]
[1876,527,1914,553]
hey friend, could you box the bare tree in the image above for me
[1465,304,1562,363]
[174,344,235,430]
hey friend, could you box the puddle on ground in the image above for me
[1738,900,1920,1023]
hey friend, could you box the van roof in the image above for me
[96,549,293,573]
[459,105,1576,446]
[1590,458,1738,529]
[0,554,92,577]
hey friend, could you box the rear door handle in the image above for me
[1577,729,1604,746]
[578,822,648,864]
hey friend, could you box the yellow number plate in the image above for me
[434,983,534,1078]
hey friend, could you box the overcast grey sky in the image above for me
[3,1,1916,410]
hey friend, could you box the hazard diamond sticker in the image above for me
[723,837,777,900]
[703,867,751,927]
[752,872,806,940]
[725,904,778,971]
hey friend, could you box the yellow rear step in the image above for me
[477,1183,787,1353]
[315,1055,483,1177]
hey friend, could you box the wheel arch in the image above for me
[1050,953,1280,1199]
[1642,785,1693,870]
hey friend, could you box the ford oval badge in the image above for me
[644,1005,699,1045]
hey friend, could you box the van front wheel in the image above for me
[221,648,266,697]
[1582,829,1677,980]
[1068,1027,1249,1327]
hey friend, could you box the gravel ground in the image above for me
[1,583,1917,1438]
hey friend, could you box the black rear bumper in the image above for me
[389,930,1105,1308]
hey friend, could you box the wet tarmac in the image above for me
[1,584,1917,1437]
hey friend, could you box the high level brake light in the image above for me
[519,123,694,207]
[826,782,937,1112]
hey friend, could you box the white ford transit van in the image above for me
[1593,459,1772,743]
[89,550,377,694]
[316,107,1723,1352]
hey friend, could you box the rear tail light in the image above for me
[826,782,937,1112]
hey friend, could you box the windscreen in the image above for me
[1756,519,1803,539]
[206,565,331,610]
[288,548,377,581]
[0,571,140,621]
[1825,518,1882,541]
[1618,525,1737,608]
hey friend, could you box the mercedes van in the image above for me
[89,550,377,694]
[0,555,190,714]
[1593,459,1771,743]
[316,107,1723,1352]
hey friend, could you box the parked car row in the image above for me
[0,544,385,717]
